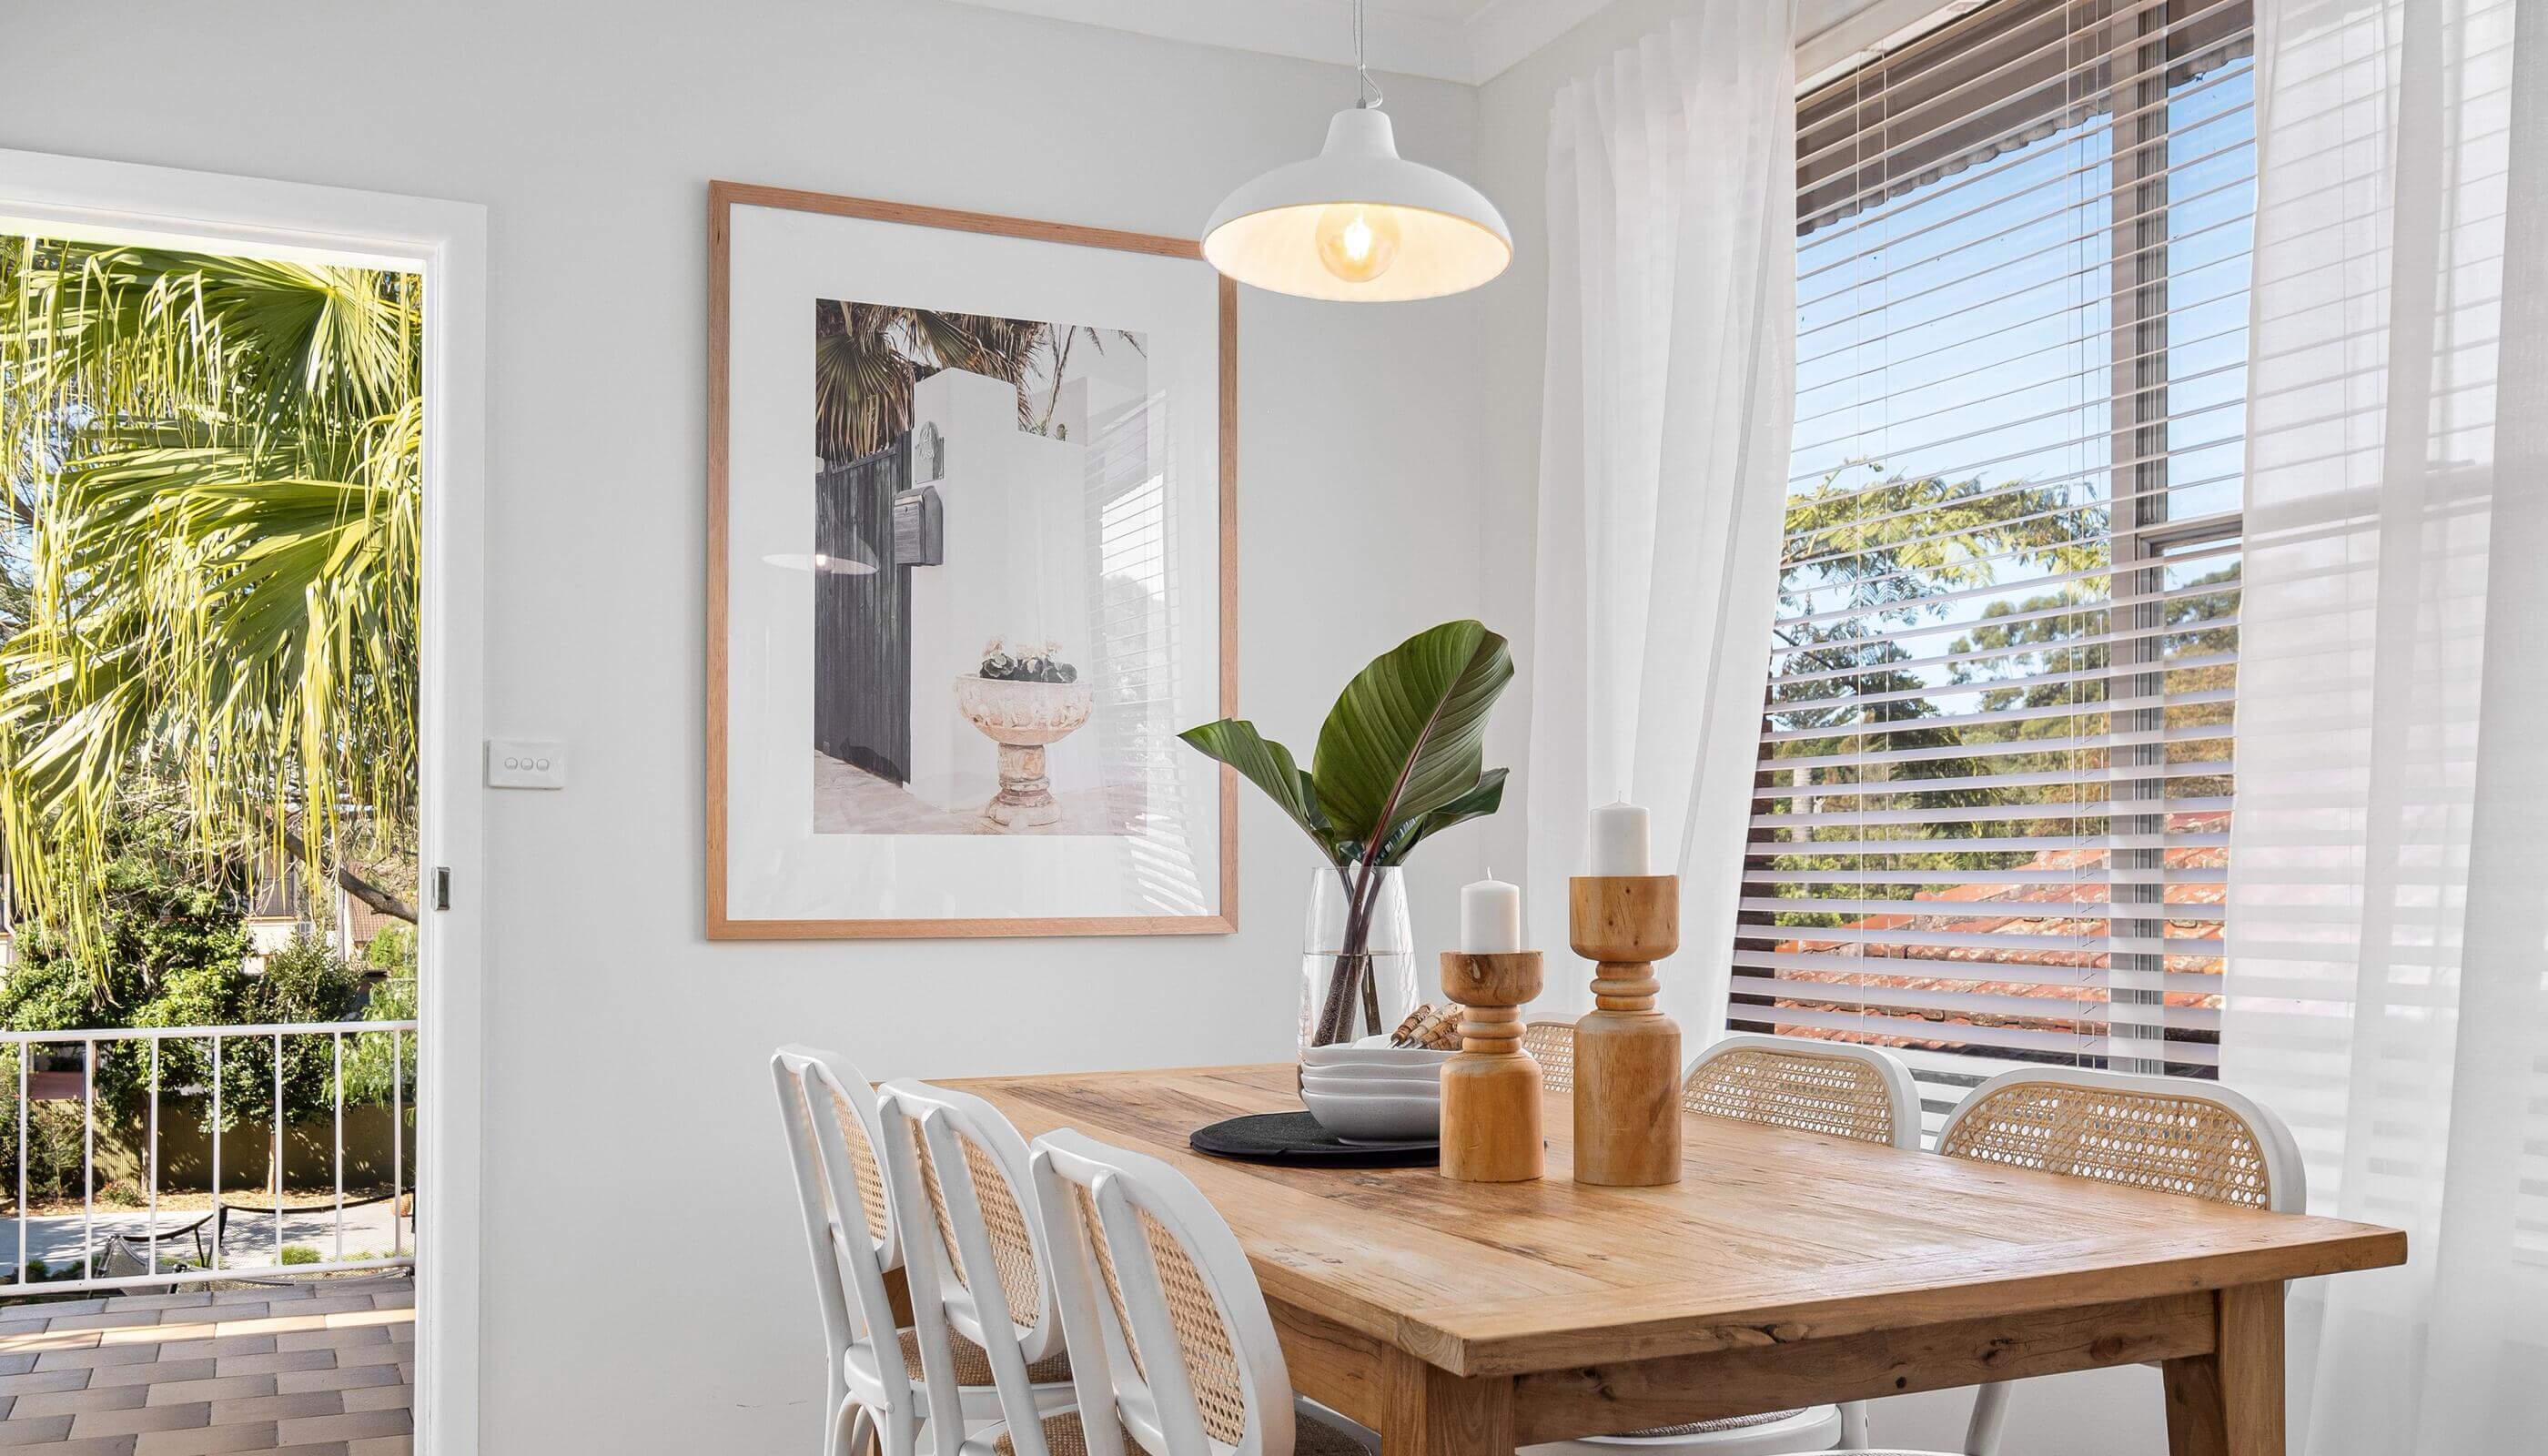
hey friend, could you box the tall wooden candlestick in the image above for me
[1569,875,1681,1187]
[1438,950,1545,1182]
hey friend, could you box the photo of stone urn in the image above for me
[954,675,1095,827]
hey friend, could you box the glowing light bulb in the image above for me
[1314,204,1401,283]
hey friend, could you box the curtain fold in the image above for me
[1524,0,1798,1033]
[2223,0,2548,1449]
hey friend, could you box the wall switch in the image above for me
[486,739,568,789]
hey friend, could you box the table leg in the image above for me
[1380,1348,1515,1456]
[2162,1283,2286,1456]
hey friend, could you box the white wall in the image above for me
[0,3,1491,1451]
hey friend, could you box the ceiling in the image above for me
[936,0,1629,86]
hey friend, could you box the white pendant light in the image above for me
[1203,0,1512,302]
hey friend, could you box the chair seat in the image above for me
[986,1406,1370,1456]
[895,1325,1073,1386]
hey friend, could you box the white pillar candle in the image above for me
[1590,800,1652,876]
[1460,875,1523,953]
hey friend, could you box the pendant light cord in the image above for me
[1353,0,1383,109]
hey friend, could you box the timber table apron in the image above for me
[953,1066,2404,1456]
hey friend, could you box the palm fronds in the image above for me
[0,235,420,960]
[813,300,1121,460]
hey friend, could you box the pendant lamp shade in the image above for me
[1203,108,1512,302]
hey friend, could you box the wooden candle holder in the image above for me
[1438,950,1546,1183]
[1569,875,1682,1187]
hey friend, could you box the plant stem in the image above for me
[1314,859,1380,1045]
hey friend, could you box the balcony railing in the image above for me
[0,1019,417,1296]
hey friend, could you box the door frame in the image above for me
[0,147,489,1454]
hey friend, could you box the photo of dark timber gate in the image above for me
[814,434,913,782]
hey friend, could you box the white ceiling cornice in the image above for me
[1464,0,1633,84]
[937,0,1627,86]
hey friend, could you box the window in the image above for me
[1734,0,2254,1125]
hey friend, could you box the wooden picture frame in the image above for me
[707,181,1238,938]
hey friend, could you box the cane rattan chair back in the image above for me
[1681,1035,1922,1151]
[1031,1127,1299,1456]
[880,1078,1074,1455]
[1529,1035,1920,1456]
[881,1081,1065,1349]
[1936,1067,2305,1213]
[774,1046,916,1456]
[1521,1019,1577,1094]
[1936,1067,2306,1456]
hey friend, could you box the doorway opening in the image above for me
[0,151,484,1455]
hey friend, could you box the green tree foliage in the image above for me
[136,932,369,1137]
[1754,467,2236,925]
[0,792,392,1203]
[341,925,416,1109]
[0,793,250,1028]
[0,235,422,965]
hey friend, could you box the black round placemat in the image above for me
[1190,1111,1440,1168]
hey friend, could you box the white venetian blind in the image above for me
[1734,0,2254,1111]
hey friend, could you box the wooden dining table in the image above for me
[955,1063,2405,1456]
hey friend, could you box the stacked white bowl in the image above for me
[1299,1038,1450,1144]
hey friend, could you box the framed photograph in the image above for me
[707,182,1237,938]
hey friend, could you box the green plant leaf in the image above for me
[1373,766,1507,867]
[1310,621,1513,856]
[1175,719,1344,864]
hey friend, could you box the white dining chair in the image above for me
[773,1045,918,1456]
[1935,1067,2307,1456]
[879,1078,1084,1454]
[1518,1032,1921,1456]
[1025,1126,1373,1456]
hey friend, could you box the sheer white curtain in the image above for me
[1524,0,1796,1031]
[2223,0,2548,1450]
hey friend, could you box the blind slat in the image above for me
[1743,895,2225,923]
[1730,947,2223,993]
[1770,617,2240,685]
[1765,760,2234,798]
[1745,865,2225,885]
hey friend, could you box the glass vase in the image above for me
[1300,864,1414,1052]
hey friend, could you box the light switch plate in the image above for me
[485,738,567,789]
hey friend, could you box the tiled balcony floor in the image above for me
[0,1276,412,1453]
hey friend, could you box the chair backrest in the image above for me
[1936,1067,2306,1212]
[1681,1034,1922,1150]
[773,1046,913,1414]
[1031,1127,1295,1456]
[879,1079,1069,1447]
[1520,1019,1576,1094]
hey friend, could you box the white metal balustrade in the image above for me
[0,1019,418,1295]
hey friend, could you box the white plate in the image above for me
[1300,1058,1448,1077]
[1299,1045,1453,1070]
[1300,1069,1441,1096]
[1299,1086,1441,1143]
